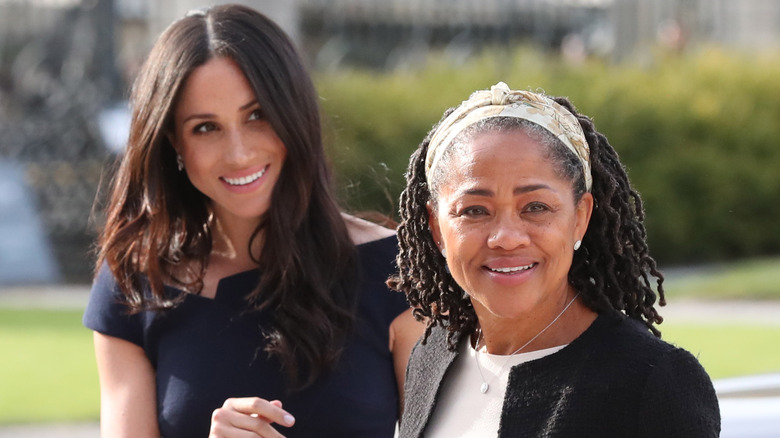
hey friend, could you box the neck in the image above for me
[210,212,263,271]
[475,289,595,355]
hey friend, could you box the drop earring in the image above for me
[573,240,582,251]
[438,242,447,258]
[176,154,184,171]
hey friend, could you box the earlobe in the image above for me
[166,132,184,171]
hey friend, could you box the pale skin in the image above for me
[427,129,597,355]
[93,57,424,437]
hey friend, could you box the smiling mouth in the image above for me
[488,263,536,273]
[221,166,267,186]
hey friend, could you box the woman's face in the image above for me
[428,129,593,323]
[170,56,286,229]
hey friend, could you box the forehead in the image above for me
[455,130,547,175]
[438,129,568,195]
[175,57,255,113]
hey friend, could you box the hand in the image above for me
[209,397,295,438]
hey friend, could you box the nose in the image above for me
[224,128,254,166]
[486,213,530,250]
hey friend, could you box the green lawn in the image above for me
[662,323,780,380]
[1,261,780,424]
[663,257,780,300]
[0,309,99,424]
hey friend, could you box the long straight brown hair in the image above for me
[97,4,356,389]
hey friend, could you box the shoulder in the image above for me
[568,311,701,383]
[588,311,675,354]
[84,262,148,346]
[573,311,714,381]
[344,213,399,273]
[343,213,396,246]
[582,312,720,436]
[636,339,720,436]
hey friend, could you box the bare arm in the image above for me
[93,332,160,438]
[389,309,426,414]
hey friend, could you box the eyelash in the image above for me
[193,122,216,134]
[457,202,551,217]
[190,109,265,134]
[459,206,489,217]
[524,202,549,213]
[248,108,265,121]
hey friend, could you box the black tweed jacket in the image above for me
[400,310,720,438]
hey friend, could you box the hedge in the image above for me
[315,47,780,264]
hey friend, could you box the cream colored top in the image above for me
[425,340,566,437]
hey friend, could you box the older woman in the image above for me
[390,83,720,437]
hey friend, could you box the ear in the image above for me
[167,131,179,154]
[426,201,443,251]
[574,192,594,242]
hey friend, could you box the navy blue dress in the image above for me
[83,235,409,438]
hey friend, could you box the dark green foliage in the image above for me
[316,48,780,264]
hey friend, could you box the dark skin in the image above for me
[390,102,665,350]
[427,129,596,355]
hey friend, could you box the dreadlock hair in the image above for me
[388,96,666,350]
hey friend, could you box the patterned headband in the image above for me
[424,82,592,191]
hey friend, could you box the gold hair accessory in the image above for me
[425,82,591,191]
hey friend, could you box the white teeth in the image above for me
[490,264,535,273]
[223,167,266,186]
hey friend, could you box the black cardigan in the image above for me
[400,311,720,437]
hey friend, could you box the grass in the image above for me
[0,309,99,424]
[663,257,780,300]
[2,311,779,425]
[1,256,780,424]
[662,323,780,379]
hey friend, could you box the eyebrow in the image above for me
[459,184,551,197]
[181,99,259,124]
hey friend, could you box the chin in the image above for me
[474,297,538,321]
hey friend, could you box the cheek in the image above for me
[439,219,484,259]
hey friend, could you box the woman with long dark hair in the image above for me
[83,5,420,437]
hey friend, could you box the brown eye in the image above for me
[248,109,265,121]
[524,202,549,213]
[462,206,489,217]
[193,122,216,134]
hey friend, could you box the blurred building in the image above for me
[98,0,780,76]
[1,0,779,283]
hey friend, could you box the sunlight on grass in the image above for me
[662,322,780,379]
[1,293,779,424]
[663,257,780,300]
[0,309,98,424]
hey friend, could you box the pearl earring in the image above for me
[176,154,184,171]
[441,248,447,258]
[574,240,582,251]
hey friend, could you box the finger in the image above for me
[210,407,286,438]
[251,400,283,421]
[222,397,295,428]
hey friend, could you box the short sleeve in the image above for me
[358,235,411,325]
[638,346,721,437]
[82,262,145,347]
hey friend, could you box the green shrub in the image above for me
[316,47,780,264]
